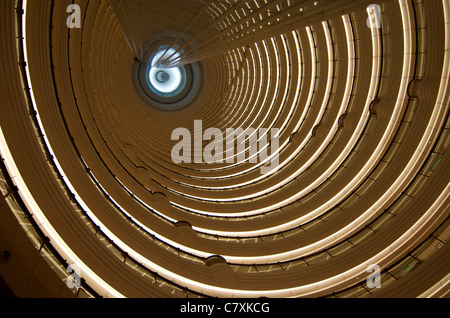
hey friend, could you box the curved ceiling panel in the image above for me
[0,0,449,298]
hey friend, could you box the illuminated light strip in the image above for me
[0,0,126,298]
[419,272,450,298]
[94,176,214,260]
[237,48,253,129]
[274,34,298,135]
[312,21,335,131]
[229,46,254,123]
[0,130,123,299]
[230,48,246,118]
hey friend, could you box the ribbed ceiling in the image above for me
[0,0,449,298]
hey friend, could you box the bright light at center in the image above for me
[149,48,182,94]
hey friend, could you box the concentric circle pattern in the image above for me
[0,0,449,298]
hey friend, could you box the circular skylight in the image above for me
[148,48,184,95]
[134,43,202,111]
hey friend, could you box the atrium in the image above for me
[0,0,449,298]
